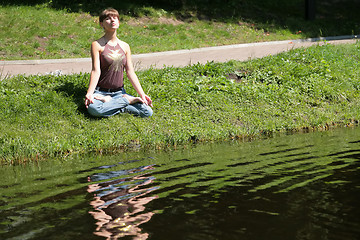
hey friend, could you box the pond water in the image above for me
[1,127,359,240]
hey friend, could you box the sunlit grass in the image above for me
[0,5,98,59]
[1,42,359,163]
[2,1,355,60]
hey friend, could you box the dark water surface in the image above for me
[1,127,359,240]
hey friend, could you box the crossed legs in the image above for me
[87,91,153,118]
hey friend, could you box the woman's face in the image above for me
[101,15,119,30]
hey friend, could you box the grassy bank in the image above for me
[1,0,359,60]
[1,42,359,164]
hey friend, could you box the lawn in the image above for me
[0,0,359,60]
[1,42,359,164]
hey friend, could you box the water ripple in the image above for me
[1,127,359,240]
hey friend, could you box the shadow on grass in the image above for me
[1,0,359,37]
[53,75,92,117]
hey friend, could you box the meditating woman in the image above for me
[85,8,153,118]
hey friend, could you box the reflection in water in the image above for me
[87,164,159,240]
[0,127,359,240]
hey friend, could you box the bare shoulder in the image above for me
[91,38,107,56]
[91,40,100,51]
[118,39,131,54]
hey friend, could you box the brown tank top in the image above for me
[97,42,127,89]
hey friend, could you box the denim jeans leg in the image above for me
[121,88,153,117]
[124,103,153,118]
[87,91,129,117]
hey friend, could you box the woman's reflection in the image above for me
[88,165,158,239]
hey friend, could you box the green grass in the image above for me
[0,4,294,60]
[0,0,359,60]
[1,42,359,164]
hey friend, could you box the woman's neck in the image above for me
[104,31,118,44]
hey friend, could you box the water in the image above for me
[1,127,359,240]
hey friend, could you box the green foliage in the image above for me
[1,43,360,163]
[1,0,360,60]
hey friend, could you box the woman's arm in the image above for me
[123,43,153,107]
[85,41,101,108]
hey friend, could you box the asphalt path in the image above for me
[0,35,358,79]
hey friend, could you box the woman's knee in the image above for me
[125,104,153,117]
[87,104,103,117]
[141,106,153,118]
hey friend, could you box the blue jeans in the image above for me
[87,89,153,118]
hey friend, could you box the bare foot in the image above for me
[123,94,144,104]
[94,95,112,103]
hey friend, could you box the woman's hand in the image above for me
[85,93,94,108]
[142,95,153,107]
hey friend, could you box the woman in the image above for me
[85,8,153,118]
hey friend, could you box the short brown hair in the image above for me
[99,8,119,23]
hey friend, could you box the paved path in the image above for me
[0,35,358,79]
